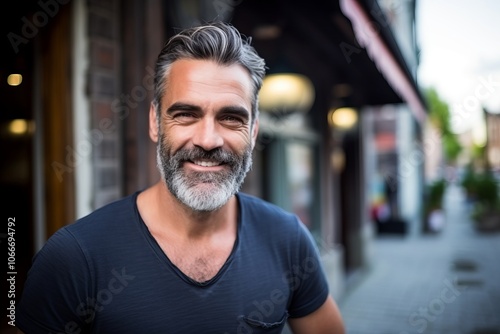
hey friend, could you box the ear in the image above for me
[149,102,159,143]
[250,118,259,149]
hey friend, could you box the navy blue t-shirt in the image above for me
[17,192,329,333]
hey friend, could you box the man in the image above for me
[17,21,345,333]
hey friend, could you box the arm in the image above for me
[287,295,345,334]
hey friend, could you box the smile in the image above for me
[191,159,222,167]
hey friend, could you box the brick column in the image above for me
[87,0,122,208]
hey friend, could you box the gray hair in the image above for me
[152,21,266,124]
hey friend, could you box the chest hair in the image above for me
[157,239,234,283]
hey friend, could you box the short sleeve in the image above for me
[17,228,94,333]
[287,219,329,318]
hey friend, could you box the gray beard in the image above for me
[156,134,252,212]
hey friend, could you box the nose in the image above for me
[192,118,224,151]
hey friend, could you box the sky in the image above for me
[416,0,500,142]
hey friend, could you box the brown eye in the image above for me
[173,112,198,123]
[175,112,194,118]
[220,115,244,126]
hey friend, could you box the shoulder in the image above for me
[63,192,139,239]
[236,193,329,317]
[36,192,140,263]
[237,192,312,243]
[72,192,138,228]
[27,191,140,273]
[23,192,141,288]
[237,192,297,223]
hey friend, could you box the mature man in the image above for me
[17,21,344,333]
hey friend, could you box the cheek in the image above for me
[161,124,192,149]
[158,132,179,159]
[226,129,253,151]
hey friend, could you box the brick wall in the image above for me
[87,0,122,208]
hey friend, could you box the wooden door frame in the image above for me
[38,3,75,239]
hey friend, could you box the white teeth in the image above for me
[193,160,220,167]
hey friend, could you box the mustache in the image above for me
[171,147,240,166]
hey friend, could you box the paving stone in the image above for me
[338,184,500,334]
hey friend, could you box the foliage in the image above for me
[460,166,478,197]
[425,88,452,134]
[442,135,462,163]
[423,178,447,233]
[471,143,486,159]
[473,173,498,208]
[471,201,500,222]
[424,87,462,163]
[461,168,498,207]
[425,179,447,211]
[461,166,500,229]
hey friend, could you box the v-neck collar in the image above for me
[134,191,242,287]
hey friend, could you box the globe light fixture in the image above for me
[259,73,315,115]
[328,107,358,129]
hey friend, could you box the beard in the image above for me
[156,133,253,212]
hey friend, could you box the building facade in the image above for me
[1,1,427,327]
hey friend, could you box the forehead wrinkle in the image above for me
[171,86,251,115]
[177,59,251,92]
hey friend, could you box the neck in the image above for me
[139,181,238,240]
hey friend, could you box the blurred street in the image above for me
[338,183,500,334]
[2,1,500,333]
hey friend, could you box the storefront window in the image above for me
[286,141,315,228]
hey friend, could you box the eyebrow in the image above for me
[219,106,251,121]
[165,102,202,115]
[165,102,251,121]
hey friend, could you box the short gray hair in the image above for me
[153,21,266,124]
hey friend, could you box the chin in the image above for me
[176,183,234,212]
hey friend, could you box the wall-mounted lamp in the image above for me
[7,74,23,86]
[8,119,35,136]
[328,107,358,129]
[259,73,315,116]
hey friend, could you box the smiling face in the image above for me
[150,59,259,212]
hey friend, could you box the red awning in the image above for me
[340,0,427,124]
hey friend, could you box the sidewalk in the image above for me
[337,183,500,334]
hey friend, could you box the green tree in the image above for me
[424,87,462,162]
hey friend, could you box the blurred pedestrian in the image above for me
[16,21,344,333]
